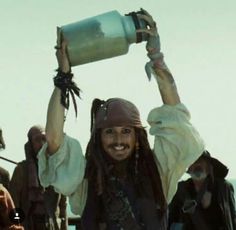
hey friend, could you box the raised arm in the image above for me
[45,42,70,154]
[138,9,180,105]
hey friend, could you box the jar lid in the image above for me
[126,9,148,43]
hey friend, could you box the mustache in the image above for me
[107,143,130,148]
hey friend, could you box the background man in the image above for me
[168,150,236,230]
[9,125,67,230]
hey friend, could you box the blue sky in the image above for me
[1,0,236,181]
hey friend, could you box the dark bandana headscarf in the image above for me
[91,98,143,132]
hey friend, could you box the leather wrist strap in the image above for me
[53,69,81,117]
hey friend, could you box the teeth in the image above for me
[114,146,125,150]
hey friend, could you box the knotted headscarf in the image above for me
[92,98,143,131]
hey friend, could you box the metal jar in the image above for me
[57,10,147,66]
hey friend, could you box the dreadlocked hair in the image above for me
[85,98,108,195]
[133,127,167,214]
[85,130,108,195]
[89,98,105,133]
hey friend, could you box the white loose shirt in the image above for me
[38,103,204,215]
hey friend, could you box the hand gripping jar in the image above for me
[57,9,148,66]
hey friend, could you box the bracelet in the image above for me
[54,69,81,117]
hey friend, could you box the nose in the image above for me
[113,133,123,144]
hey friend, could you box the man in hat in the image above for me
[9,126,68,230]
[168,150,236,230]
[0,127,10,189]
[37,10,204,229]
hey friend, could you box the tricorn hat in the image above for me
[197,150,229,178]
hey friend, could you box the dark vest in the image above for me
[81,177,168,230]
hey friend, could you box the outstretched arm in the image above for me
[138,9,180,105]
[45,42,70,154]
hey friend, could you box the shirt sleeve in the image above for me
[38,134,86,196]
[147,103,205,204]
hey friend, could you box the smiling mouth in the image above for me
[114,145,126,151]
